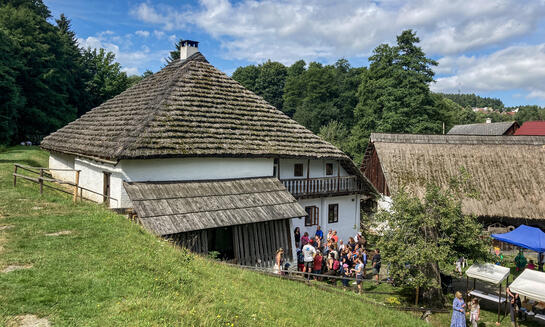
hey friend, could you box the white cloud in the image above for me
[122,67,140,75]
[135,30,150,37]
[153,30,165,39]
[432,44,545,99]
[130,0,545,63]
[78,31,169,75]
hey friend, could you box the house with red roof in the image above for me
[514,121,545,136]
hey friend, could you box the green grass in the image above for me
[0,146,427,326]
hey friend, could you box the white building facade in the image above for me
[49,152,367,259]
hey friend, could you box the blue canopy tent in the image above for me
[492,225,545,271]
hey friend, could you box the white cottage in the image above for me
[41,41,377,264]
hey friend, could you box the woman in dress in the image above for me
[451,291,466,327]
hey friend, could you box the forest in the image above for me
[2,0,544,163]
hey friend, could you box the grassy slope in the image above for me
[0,146,427,327]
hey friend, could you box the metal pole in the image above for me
[505,276,509,318]
[498,283,501,324]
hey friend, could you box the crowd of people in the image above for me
[287,226,381,293]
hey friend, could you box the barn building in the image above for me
[40,41,377,265]
[361,133,545,229]
[447,121,519,136]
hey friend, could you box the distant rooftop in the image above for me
[514,121,545,136]
[447,121,518,136]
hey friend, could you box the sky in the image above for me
[44,0,545,107]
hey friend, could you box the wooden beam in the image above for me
[13,165,17,187]
[39,169,44,194]
[306,159,310,194]
[73,170,80,203]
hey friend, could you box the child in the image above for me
[469,298,480,327]
[341,264,350,289]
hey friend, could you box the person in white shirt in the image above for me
[302,242,316,279]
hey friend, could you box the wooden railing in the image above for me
[281,176,362,197]
[13,164,117,204]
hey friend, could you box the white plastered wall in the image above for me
[117,157,274,208]
[278,159,349,179]
[48,152,76,183]
[73,157,124,208]
[290,193,361,259]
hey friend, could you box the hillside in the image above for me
[0,147,426,326]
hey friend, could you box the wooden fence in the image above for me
[13,164,117,204]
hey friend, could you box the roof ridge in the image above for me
[371,133,545,145]
[112,53,204,159]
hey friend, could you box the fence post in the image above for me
[13,165,17,187]
[39,169,44,194]
[73,170,80,203]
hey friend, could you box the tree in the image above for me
[282,60,306,117]
[514,105,545,124]
[232,60,287,112]
[349,30,440,163]
[376,174,490,306]
[0,1,77,143]
[232,65,260,94]
[318,121,349,152]
[0,27,24,144]
[79,48,131,115]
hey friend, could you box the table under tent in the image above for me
[508,269,545,324]
[492,225,545,271]
[465,263,510,324]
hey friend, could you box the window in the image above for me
[328,204,338,223]
[305,206,319,226]
[294,163,304,177]
[325,163,334,176]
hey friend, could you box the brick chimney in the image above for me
[180,40,199,60]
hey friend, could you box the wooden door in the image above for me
[103,172,111,203]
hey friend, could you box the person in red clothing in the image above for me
[331,230,338,243]
[300,232,310,248]
[313,250,323,280]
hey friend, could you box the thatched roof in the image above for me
[448,121,518,135]
[123,177,307,235]
[41,52,346,161]
[365,133,545,221]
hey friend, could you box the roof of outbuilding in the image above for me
[514,121,545,136]
[123,177,307,235]
[447,121,518,135]
[40,52,346,161]
[366,133,545,221]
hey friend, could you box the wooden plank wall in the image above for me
[362,145,389,196]
[167,229,208,254]
[166,219,292,267]
[233,219,292,267]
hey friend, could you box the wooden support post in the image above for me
[73,170,80,203]
[306,159,310,194]
[39,169,44,194]
[13,165,17,187]
[415,287,419,306]
[337,160,340,192]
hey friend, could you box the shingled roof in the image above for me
[363,133,545,223]
[123,177,307,235]
[41,52,346,162]
[447,121,518,135]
